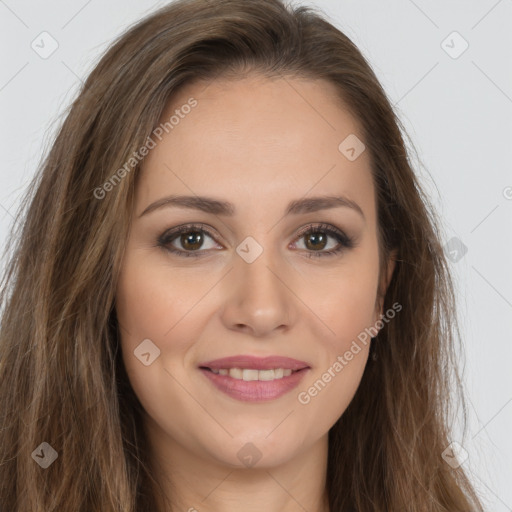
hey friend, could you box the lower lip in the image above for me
[200,368,309,402]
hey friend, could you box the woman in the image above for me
[0,0,485,510]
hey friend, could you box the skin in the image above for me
[115,74,396,512]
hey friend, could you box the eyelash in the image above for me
[157,222,355,259]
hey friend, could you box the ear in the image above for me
[373,248,398,324]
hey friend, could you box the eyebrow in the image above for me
[138,194,365,220]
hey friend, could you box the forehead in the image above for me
[137,75,375,221]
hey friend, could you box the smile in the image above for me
[206,367,295,380]
[198,355,310,402]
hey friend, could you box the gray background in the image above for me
[1,0,511,509]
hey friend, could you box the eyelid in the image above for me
[293,222,345,241]
[289,223,355,256]
[158,222,221,248]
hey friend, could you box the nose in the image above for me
[219,246,297,338]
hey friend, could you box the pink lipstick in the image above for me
[199,355,310,402]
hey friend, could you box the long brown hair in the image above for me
[0,0,484,510]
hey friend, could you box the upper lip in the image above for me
[199,355,310,371]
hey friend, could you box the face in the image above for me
[115,75,394,470]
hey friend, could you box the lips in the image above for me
[199,355,310,372]
[198,355,310,402]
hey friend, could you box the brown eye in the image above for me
[157,224,221,258]
[293,223,356,258]
[304,232,328,251]
[179,231,204,251]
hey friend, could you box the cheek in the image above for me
[116,247,204,344]
[295,266,378,428]
[115,251,208,430]
[302,244,381,348]
[290,240,380,417]
[114,249,205,397]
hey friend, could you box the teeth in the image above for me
[230,368,243,379]
[209,367,299,381]
[258,369,275,381]
[242,369,259,381]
